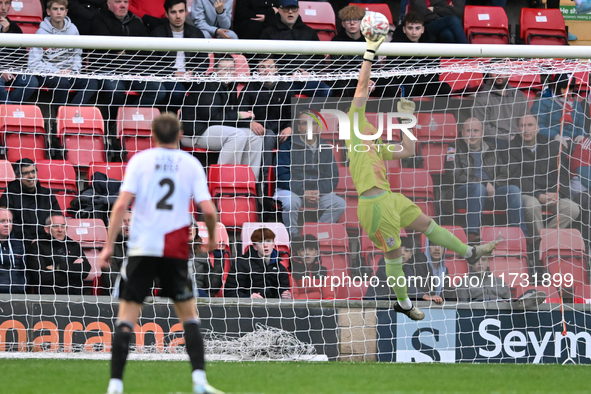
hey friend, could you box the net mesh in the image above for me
[0,35,589,363]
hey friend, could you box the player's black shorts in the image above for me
[118,256,194,304]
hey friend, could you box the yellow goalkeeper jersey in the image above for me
[344,103,398,196]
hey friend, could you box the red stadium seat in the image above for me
[0,104,47,162]
[207,164,258,230]
[36,160,77,194]
[57,106,106,167]
[7,0,42,33]
[349,3,394,25]
[0,160,14,191]
[335,166,357,197]
[66,218,107,284]
[299,1,337,41]
[418,142,451,174]
[463,6,509,44]
[302,223,349,275]
[520,8,567,45]
[540,229,588,286]
[88,162,127,181]
[439,59,484,94]
[54,193,75,217]
[116,107,160,160]
[207,53,250,76]
[129,0,166,18]
[388,168,434,200]
[480,227,529,280]
[414,112,457,143]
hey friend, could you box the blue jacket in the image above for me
[276,136,339,197]
[531,96,587,140]
[0,237,26,294]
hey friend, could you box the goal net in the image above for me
[0,34,590,363]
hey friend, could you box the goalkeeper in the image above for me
[349,35,498,320]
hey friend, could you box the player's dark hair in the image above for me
[152,113,181,144]
[13,158,36,177]
[303,234,320,251]
[251,227,276,243]
[164,0,186,12]
[47,0,68,9]
[291,236,305,254]
[45,213,66,226]
[402,12,424,27]
[399,236,413,250]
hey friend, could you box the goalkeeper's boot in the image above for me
[194,383,225,394]
[466,240,498,266]
[393,302,425,321]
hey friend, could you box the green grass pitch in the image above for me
[1,359,590,394]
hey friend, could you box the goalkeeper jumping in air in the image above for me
[348,34,498,320]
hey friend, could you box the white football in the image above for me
[360,11,390,41]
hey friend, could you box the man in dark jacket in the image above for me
[274,111,345,237]
[443,117,528,242]
[290,234,334,299]
[241,56,295,184]
[100,210,129,293]
[88,0,164,107]
[0,159,62,244]
[259,0,330,97]
[233,0,278,39]
[509,115,579,240]
[410,0,467,43]
[190,231,223,297]
[27,213,91,295]
[224,227,291,298]
[68,0,106,35]
[0,208,26,294]
[0,0,39,104]
[181,55,264,181]
[150,0,209,106]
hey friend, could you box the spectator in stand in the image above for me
[150,0,209,107]
[0,0,39,104]
[290,235,334,299]
[241,56,295,185]
[89,0,164,107]
[28,0,99,108]
[180,55,264,181]
[190,228,223,297]
[100,210,130,293]
[532,74,587,146]
[260,0,331,97]
[456,256,510,302]
[275,111,345,238]
[509,115,579,246]
[0,159,62,244]
[409,0,467,43]
[442,117,528,243]
[473,67,529,141]
[330,5,365,97]
[233,0,278,39]
[224,227,291,298]
[0,208,26,294]
[405,239,456,302]
[192,0,238,39]
[570,137,591,250]
[27,213,91,295]
[387,12,451,97]
[67,0,105,35]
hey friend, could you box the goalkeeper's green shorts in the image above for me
[358,191,422,252]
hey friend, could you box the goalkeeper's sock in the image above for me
[385,257,412,309]
[107,379,123,394]
[111,321,134,380]
[423,220,471,258]
[185,319,206,372]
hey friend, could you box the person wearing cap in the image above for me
[259,0,331,98]
[532,74,587,146]
[0,159,62,244]
[224,227,291,298]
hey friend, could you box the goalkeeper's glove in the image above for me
[363,35,386,63]
[397,97,415,124]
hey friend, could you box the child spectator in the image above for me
[224,227,291,298]
[28,0,99,107]
[290,235,334,299]
[409,0,467,43]
[190,229,223,297]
